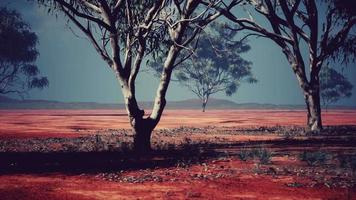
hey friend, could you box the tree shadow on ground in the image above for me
[1,133,356,175]
[0,146,224,174]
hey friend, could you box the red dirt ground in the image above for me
[0,109,356,199]
[0,160,356,200]
[0,158,354,200]
[0,109,356,138]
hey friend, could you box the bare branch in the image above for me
[54,0,111,30]
[79,0,101,13]
[61,5,113,66]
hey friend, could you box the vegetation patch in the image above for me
[299,151,328,166]
[237,146,273,164]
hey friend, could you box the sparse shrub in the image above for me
[238,146,273,164]
[300,151,327,166]
[338,155,348,169]
[237,148,250,161]
[338,154,356,171]
[255,148,272,164]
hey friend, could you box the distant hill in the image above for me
[0,96,119,109]
[0,95,19,103]
[0,95,355,110]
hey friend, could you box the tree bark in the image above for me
[304,89,322,132]
[202,102,206,112]
[132,120,153,153]
[291,62,323,132]
[201,96,209,112]
[122,46,179,153]
[121,84,154,153]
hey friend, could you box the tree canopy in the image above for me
[320,66,353,110]
[35,0,223,151]
[150,23,256,111]
[214,0,356,131]
[0,6,48,96]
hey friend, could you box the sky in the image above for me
[1,0,356,106]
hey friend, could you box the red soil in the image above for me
[0,158,353,200]
[1,109,355,199]
[0,109,356,138]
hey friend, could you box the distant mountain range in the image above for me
[0,95,354,109]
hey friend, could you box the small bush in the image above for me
[238,148,250,161]
[338,154,356,171]
[238,147,273,164]
[300,151,327,166]
[255,148,272,164]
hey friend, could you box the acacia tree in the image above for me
[0,7,48,96]
[320,66,353,111]
[212,0,356,131]
[154,23,256,112]
[36,0,225,152]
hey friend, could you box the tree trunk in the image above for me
[290,60,323,132]
[128,112,154,153]
[304,90,322,132]
[121,85,154,153]
[202,102,206,112]
[201,96,209,112]
[132,121,153,153]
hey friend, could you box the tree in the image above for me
[0,7,48,96]
[213,0,356,131]
[151,23,256,112]
[320,66,353,111]
[36,0,224,152]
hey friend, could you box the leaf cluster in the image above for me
[0,7,48,95]
[320,66,353,106]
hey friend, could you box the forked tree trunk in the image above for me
[115,0,198,152]
[304,90,322,132]
[122,87,154,153]
[121,46,180,153]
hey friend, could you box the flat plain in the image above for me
[0,109,355,200]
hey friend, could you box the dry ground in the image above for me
[0,109,356,200]
[1,109,356,138]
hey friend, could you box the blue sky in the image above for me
[2,0,356,105]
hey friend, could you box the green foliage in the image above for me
[320,66,353,109]
[321,0,356,65]
[36,0,171,58]
[0,6,48,95]
[150,22,256,109]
